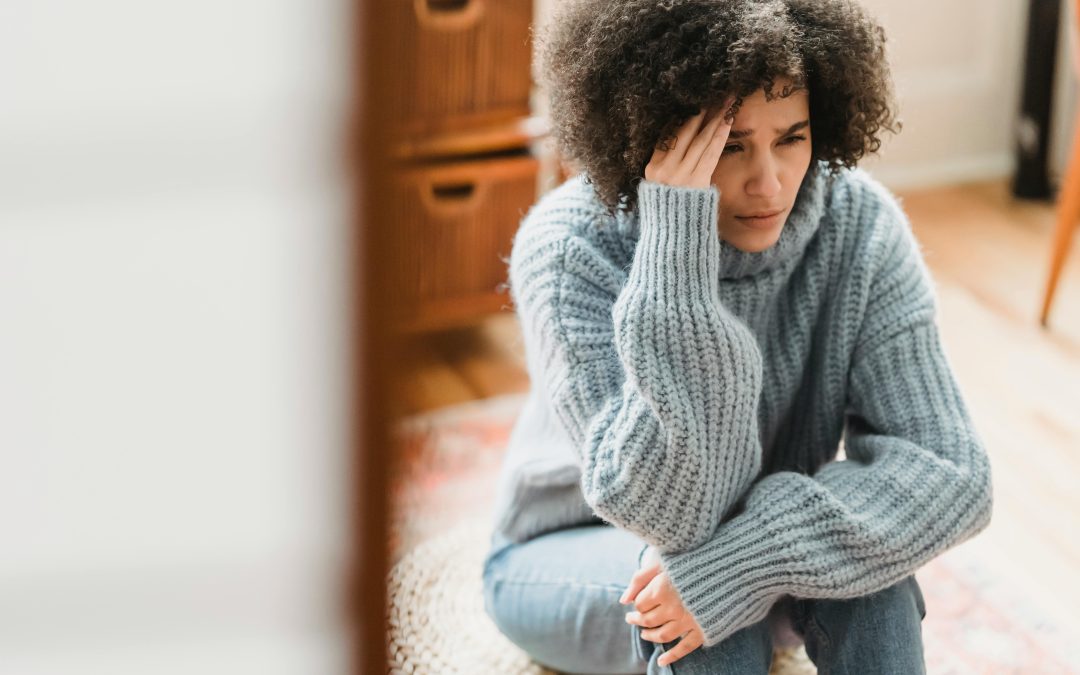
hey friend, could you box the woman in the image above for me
[482,1,994,673]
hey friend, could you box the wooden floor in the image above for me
[396,177,1080,638]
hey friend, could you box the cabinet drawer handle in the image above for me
[420,178,485,216]
[414,0,484,31]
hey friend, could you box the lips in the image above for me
[737,209,783,219]
[734,209,785,230]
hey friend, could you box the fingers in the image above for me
[693,106,734,182]
[668,109,708,163]
[639,619,688,644]
[646,96,738,188]
[624,604,674,629]
[683,109,728,171]
[650,107,707,159]
[619,563,661,605]
[657,629,705,668]
[631,571,669,611]
[622,575,663,622]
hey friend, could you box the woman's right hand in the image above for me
[644,97,735,189]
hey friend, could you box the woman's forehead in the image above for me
[724,86,809,118]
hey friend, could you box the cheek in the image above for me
[786,147,814,193]
[793,138,814,167]
[714,184,739,220]
[709,169,738,202]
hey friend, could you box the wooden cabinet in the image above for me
[387,153,539,332]
[386,0,534,135]
[386,0,543,334]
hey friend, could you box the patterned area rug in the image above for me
[390,393,1080,674]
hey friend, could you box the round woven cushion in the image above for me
[386,515,815,674]
[386,516,553,674]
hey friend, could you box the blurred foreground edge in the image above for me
[352,0,400,673]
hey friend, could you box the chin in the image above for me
[725,229,783,253]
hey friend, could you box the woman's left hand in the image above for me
[619,545,706,667]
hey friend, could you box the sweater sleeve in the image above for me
[655,190,995,647]
[509,179,765,554]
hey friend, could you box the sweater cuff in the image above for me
[658,509,791,647]
[634,180,721,302]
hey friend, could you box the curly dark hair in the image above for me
[535,0,902,215]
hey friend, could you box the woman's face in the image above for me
[709,81,813,253]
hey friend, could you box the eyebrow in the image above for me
[728,119,810,140]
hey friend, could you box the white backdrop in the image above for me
[0,2,354,673]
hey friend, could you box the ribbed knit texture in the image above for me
[497,159,994,648]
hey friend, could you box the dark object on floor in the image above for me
[1013,0,1061,200]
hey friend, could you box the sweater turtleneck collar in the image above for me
[619,159,832,281]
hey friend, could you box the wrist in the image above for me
[632,180,722,301]
[658,512,791,647]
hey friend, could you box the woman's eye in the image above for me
[723,135,805,154]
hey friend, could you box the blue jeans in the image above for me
[482,523,927,674]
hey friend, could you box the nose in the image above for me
[745,155,782,199]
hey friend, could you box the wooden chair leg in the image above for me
[1040,106,1080,326]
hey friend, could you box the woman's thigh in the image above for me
[482,524,652,674]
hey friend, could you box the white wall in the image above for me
[859,0,1039,190]
[0,2,353,673]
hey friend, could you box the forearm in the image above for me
[524,180,766,553]
[655,320,993,647]
[593,181,764,551]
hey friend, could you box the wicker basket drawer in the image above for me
[387,0,533,137]
[388,152,539,332]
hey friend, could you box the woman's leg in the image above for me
[789,574,927,675]
[648,619,774,675]
[481,524,774,675]
[482,524,652,674]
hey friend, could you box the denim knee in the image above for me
[845,575,926,621]
[481,557,644,674]
[480,551,512,636]
[791,575,927,675]
[792,575,926,631]
[642,618,773,675]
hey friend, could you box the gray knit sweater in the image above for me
[490,159,993,647]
